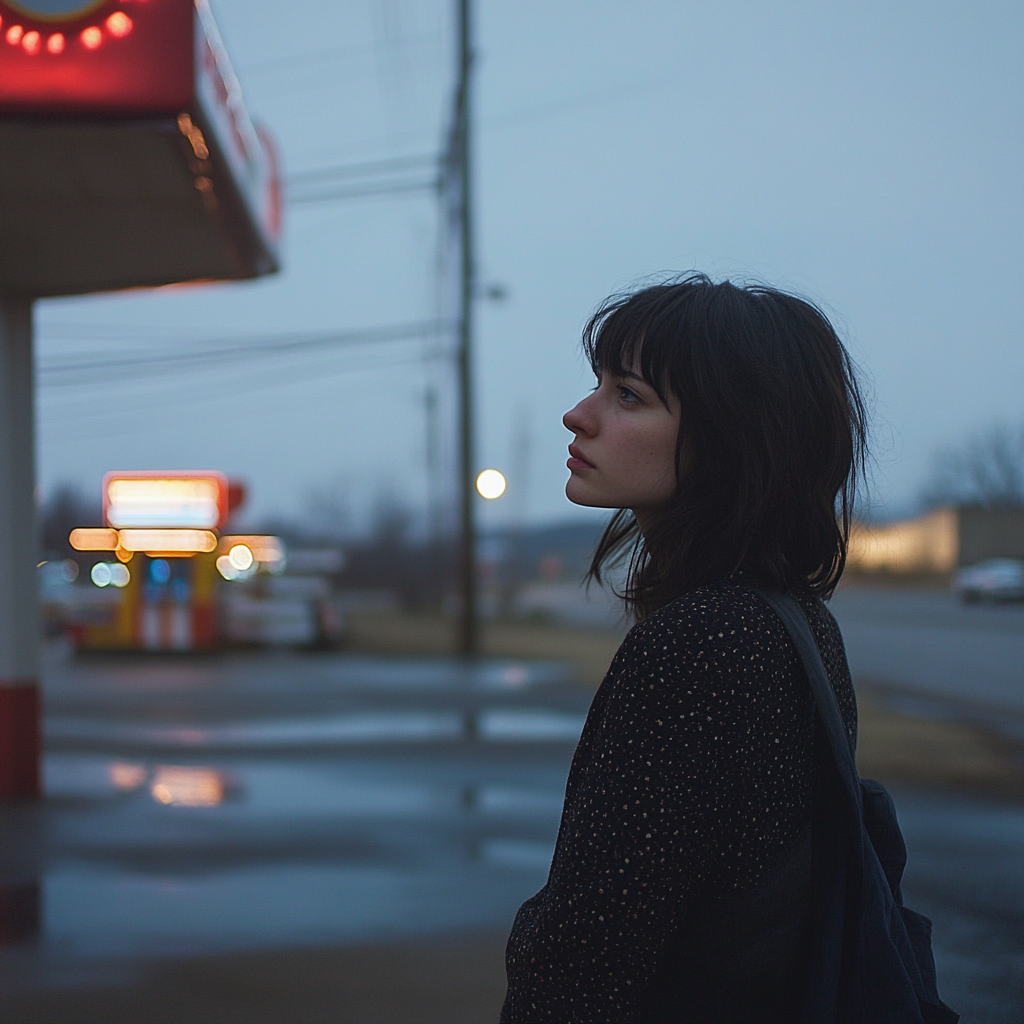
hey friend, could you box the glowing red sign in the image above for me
[0,0,193,114]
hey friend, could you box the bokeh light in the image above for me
[475,469,507,500]
[228,544,254,571]
[105,12,132,38]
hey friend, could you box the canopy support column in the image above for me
[0,297,40,799]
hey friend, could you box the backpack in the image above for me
[751,587,959,1024]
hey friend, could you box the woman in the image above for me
[500,274,866,1022]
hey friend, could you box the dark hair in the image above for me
[584,273,867,618]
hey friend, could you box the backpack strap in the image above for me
[748,586,863,817]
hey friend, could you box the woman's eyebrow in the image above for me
[620,370,649,385]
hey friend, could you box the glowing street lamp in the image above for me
[475,469,507,500]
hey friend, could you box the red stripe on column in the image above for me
[0,683,40,798]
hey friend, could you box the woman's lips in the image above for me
[567,444,595,470]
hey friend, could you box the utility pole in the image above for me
[454,0,477,656]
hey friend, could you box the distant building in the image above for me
[848,506,1024,574]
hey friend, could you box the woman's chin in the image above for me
[565,480,614,508]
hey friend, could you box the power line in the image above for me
[287,153,440,206]
[289,177,438,205]
[289,153,437,185]
[38,320,450,388]
[38,349,435,437]
[238,34,434,78]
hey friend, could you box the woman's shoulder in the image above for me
[616,579,796,675]
[615,579,847,678]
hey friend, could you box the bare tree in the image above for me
[920,421,1024,509]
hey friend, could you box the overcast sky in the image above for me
[36,0,1024,534]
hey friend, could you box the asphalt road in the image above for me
[829,587,1024,735]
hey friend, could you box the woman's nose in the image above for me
[563,394,596,436]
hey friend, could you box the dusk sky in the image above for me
[35,1,1024,535]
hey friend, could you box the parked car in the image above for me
[951,559,1024,604]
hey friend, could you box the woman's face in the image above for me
[562,365,680,520]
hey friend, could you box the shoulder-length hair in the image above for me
[585,274,867,618]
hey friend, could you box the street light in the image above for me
[475,469,507,500]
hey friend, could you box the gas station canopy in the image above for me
[0,0,281,297]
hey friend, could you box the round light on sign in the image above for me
[105,11,131,37]
[90,562,111,587]
[475,469,507,500]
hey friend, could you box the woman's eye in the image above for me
[618,386,640,404]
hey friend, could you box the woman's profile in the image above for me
[499,275,951,1022]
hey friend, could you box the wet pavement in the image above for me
[1,626,1022,1021]
[1,644,586,987]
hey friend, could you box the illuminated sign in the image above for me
[69,527,119,551]
[117,529,218,553]
[0,1,193,114]
[0,0,280,296]
[103,471,228,529]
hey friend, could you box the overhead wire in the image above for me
[286,152,440,205]
[38,320,450,388]
[38,348,438,439]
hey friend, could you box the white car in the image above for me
[951,559,1024,604]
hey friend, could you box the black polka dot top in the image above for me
[500,579,856,1022]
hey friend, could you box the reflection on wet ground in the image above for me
[1,641,1022,1021]
[0,648,586,988]
[45,708,589,748]
[896,788,1024,1023]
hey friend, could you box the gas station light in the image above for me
[220,535,285,567]
[104,473,228,530]
[69,527,119,551]
[215,555,238,581]
[105,11,131,38]
[90,562,127,587]
[475,469,507,500]
[227,544,253,571]
[117,529,218,554]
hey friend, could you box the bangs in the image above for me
[582,284,691,406]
